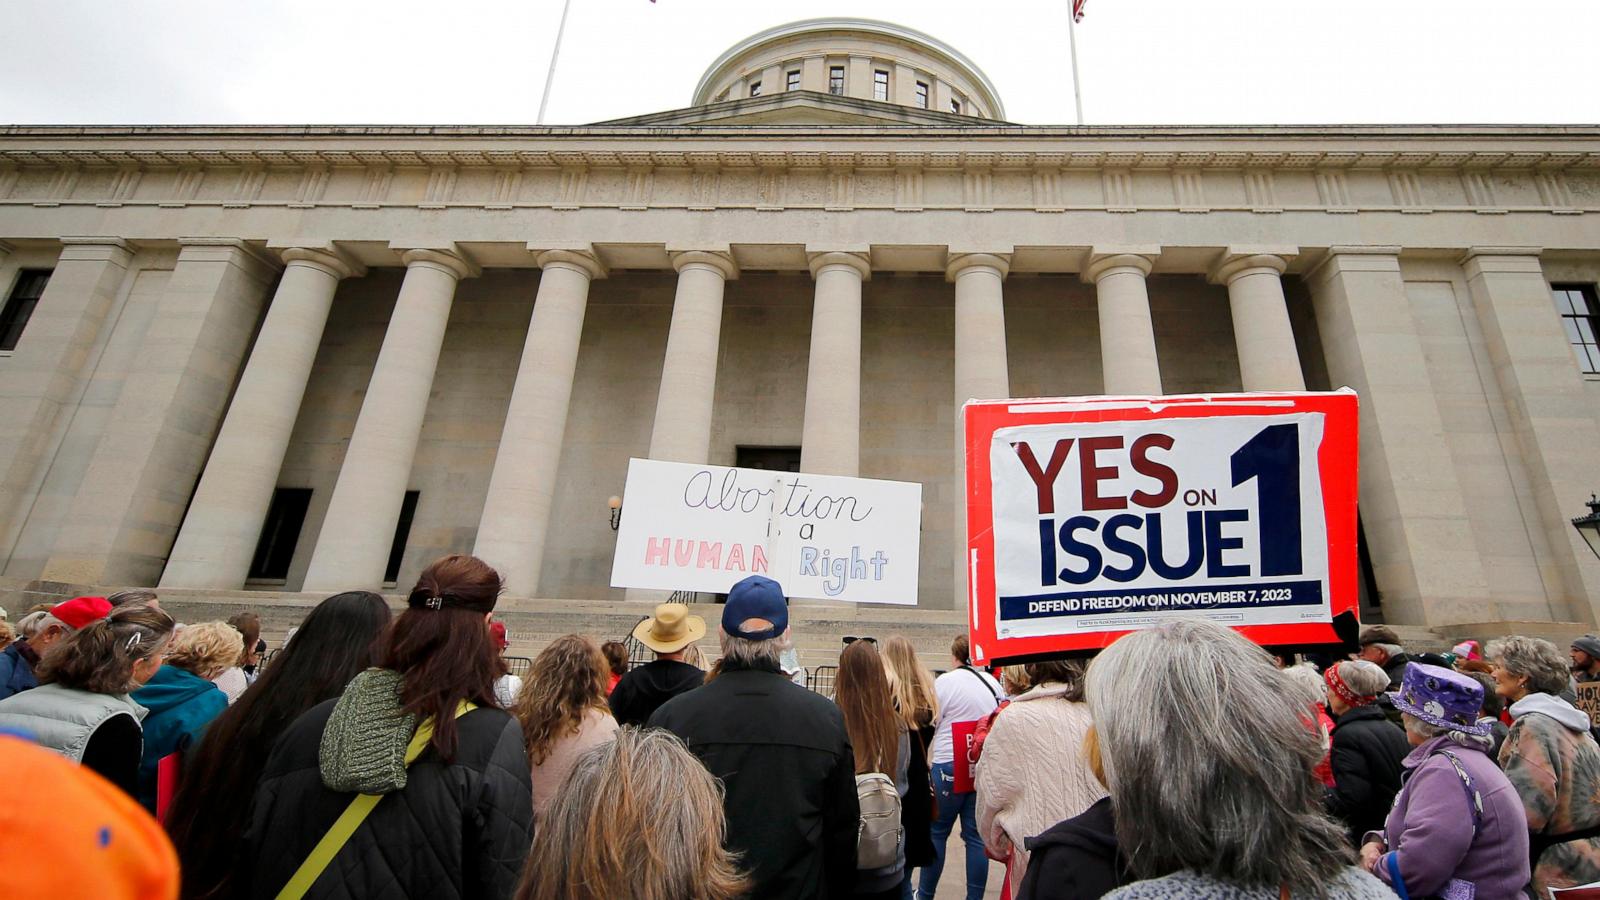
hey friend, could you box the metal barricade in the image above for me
[806,665,838,698]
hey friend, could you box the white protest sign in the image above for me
[609,458,922,605]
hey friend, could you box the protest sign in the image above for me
[1575,683,1600,729]
[610,458,922,604]
[964,391,1359,663]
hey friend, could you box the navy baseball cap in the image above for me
[722,575,788,641]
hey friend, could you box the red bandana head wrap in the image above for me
[1324,663,1375,708]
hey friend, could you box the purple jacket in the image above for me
[1377,735,1530,900]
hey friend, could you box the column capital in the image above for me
[398,247,480,280]
[1459,246,1545,279]
[1306,246,1402,286]
[534,249,607,280]
[1083,247,1159,284]
[1209,246,1296,285]
[807,251,871,281]
[57,237,135,265]
[669,250,738,281]
[945,252,1010,282]
[279,246,367,280]
[176,238,282,281]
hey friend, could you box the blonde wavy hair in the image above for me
[514,634,610,764]
[167,621,245,681]
[884,635,939,729]
[517,727,747,900]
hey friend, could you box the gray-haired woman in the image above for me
[1089,620,1391,899]
[1488,634,1600,894]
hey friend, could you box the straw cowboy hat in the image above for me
[633,603,706,654]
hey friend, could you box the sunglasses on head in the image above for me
[842,636,877,646]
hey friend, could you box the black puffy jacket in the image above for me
[1324,703,1410,846]
[245,699,533,900]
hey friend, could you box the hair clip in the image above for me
[125,631,143,652]
[424,596,443,610]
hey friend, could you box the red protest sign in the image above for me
[963,391,1360,664]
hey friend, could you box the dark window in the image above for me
[914,81,929,108]
[873,70,889,101]
[248,488,312,581]
[786,70,801,91]
[0,269,51,351]
[829,66,845,95]
[1552,284,1600,374]
[950,98,962,115]
[748,80,761,97]
[737,446,801,473]
[384,490,421,584]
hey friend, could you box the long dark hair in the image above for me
[165,591,392,900]
[380,554,504,760]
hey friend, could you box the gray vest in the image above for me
[0,682,145,762]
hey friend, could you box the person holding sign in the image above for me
[650,576,859,900]
[916,635,1000,900]
[1572,635,1600,684]
[1321,660,1409,848]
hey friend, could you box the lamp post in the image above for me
[608,495,623,532]
[1574,494,1600,562]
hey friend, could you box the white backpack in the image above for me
[855,771,903,869]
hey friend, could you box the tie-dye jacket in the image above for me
[1499,692,1600,894]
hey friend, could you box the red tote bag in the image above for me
[951,719,980,794]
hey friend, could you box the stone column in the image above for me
[161,247,363,589]
[949,252,1011,607]
[644,250,737,464]
[43,239,281,585]
[1308,248,1491,626]
[1084,248,1162,395]
[0,238,133,566]
[302,248,477,592]
[472,249,605,597]
[1461,248,1600,623]
[800,251,869,476]
[1211,248,1307,391]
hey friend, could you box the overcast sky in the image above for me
[1,0,1595,127]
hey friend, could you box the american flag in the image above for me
[1073,0,1087,22]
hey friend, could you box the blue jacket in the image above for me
[130,665,227,811]
[0,642,39,702]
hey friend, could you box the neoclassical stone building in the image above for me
[1,17,1598,637]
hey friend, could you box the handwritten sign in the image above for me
[964,391,1359,662]
[1576,683,1600,728]
[610,458,922,604]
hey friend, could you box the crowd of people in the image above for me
[4,559,1600,900]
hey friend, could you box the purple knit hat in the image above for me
[1388,662,1492,736]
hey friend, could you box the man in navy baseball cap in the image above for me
[651,574,858,898]
[721,575,788,641]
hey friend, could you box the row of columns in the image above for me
[162,244,1310,596]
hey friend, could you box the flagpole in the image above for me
[1067,6,1084,125]
[536,0,574,125]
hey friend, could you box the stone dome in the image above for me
[692,18,1005,120]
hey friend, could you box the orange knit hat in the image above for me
[0,734,178,899]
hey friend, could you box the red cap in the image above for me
[488,620,509,650]
[51,596,112,630]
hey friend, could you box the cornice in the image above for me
[3,146,1598,171]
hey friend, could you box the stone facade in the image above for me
[0,19,1598,635]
